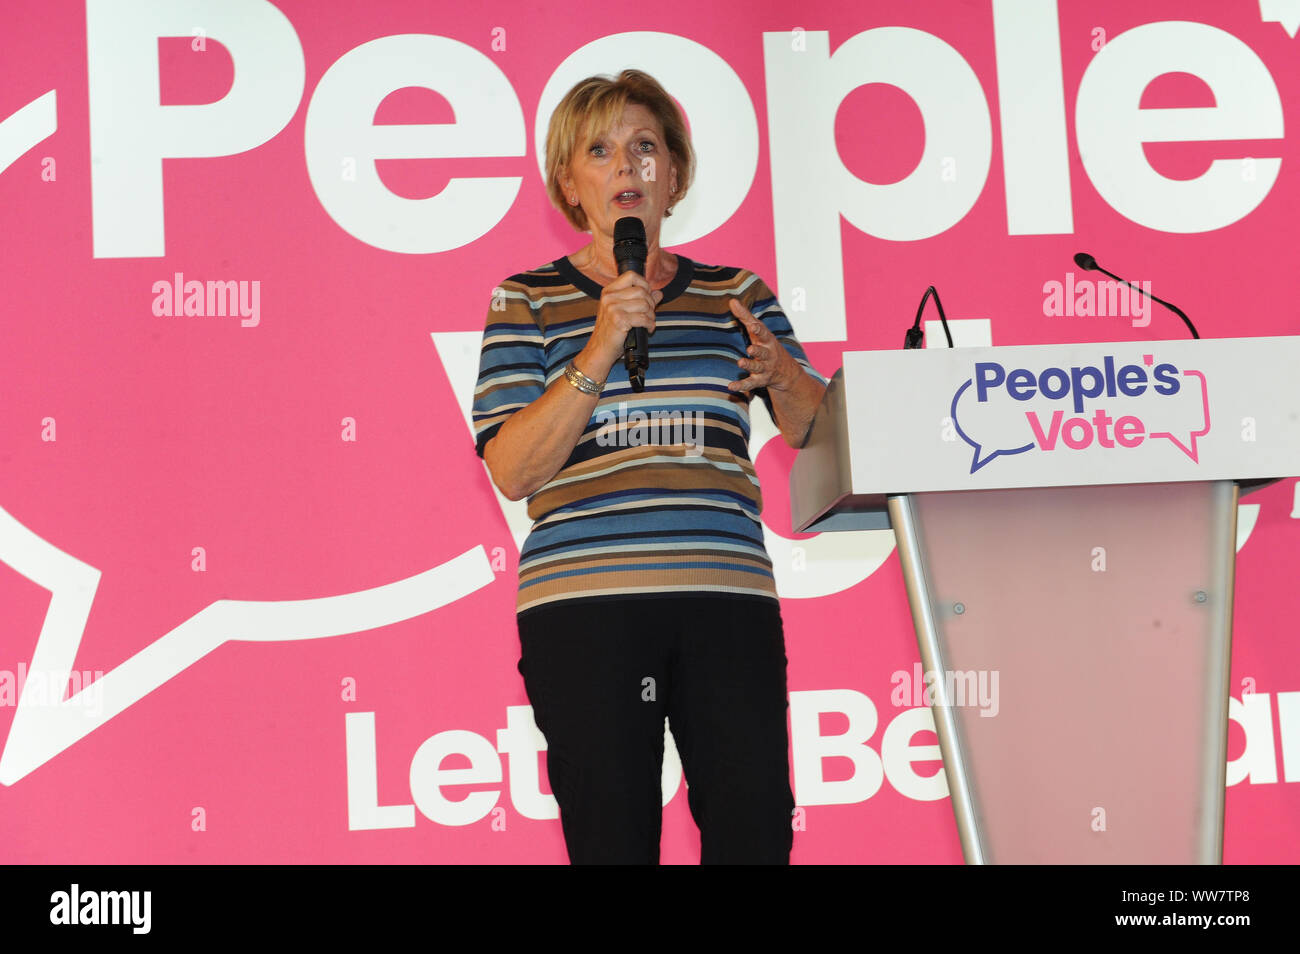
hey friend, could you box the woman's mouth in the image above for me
[614,191,643,207]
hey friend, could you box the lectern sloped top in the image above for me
[792,335,1300,532]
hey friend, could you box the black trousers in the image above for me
[517,594,795,864]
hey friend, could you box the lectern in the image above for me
[790,337,1300,864]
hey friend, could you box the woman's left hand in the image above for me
[728,298,800,393]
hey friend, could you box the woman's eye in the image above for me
[638,140,655,152]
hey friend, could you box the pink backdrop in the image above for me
[2,0,1298,863]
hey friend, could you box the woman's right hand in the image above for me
[579,271,663,378]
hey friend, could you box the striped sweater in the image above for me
[472,254,826,616]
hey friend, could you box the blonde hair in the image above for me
[544,69,695,232]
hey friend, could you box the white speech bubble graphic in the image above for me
[0,90,56,174]
[0,502,494,784]
[1260,0,1300,37]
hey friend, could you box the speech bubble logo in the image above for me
[1147,368,1211,462]
[950,358,1211,474]
[950,378,1036,473]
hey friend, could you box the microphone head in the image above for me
[614,216,646,245]
[613,216,648,275]
[1073,252,1098,271]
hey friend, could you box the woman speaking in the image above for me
[472,69,827,864]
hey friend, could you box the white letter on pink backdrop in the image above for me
[495,706,557,821]
[346,712,416,831]
[1279,691,1300,783]
[789,689,884,806]
[992,0,1074,235]
[1226,693,1278,786]
[87,0,306,258]
[305,34,525,253]
[764,28,993,342]
[1075,21,1283,233]
[881,705,948,801]
[409,729,502,826]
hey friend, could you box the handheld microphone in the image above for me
[1073,252,1198,339]
[613,216,650,391]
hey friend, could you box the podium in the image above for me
[790,336,1300,863]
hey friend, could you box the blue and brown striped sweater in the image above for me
[472,254,826,616]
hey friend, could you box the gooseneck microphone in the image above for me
[613,216,650,392]
[904,285,954,350]
[1073,252,1199,339]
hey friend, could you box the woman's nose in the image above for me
[617,145,638,173]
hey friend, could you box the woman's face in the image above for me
[561,102,679,243]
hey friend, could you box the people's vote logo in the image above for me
[950,354,1211,474]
